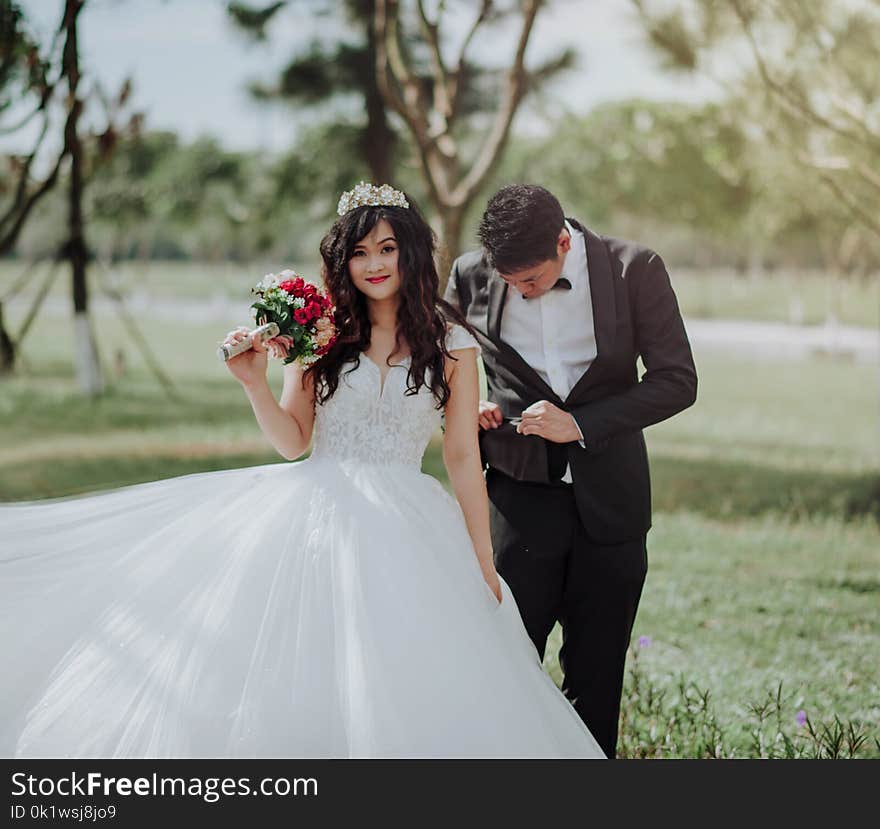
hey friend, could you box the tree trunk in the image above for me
[63,0,103,397]
[437,205,465,293]
[362,0,396,183]
[0,302,16,375]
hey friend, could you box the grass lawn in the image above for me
[671,268,878,329]
[1,305,877,757]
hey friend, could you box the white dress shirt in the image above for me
[499,221,597,482]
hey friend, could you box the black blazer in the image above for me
[444,218,697,543]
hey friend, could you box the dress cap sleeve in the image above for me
[445,323,481,355]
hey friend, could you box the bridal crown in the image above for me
[337,182,410,216]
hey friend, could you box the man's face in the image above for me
[495,228,571,299]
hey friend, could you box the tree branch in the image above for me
[728,0,871,151]
[0,111,65,249]
[451,0,542,206]
[827,93,880,151]
[449,0,491,117]
[0,103,44,135]
[416,0,452,122]
[387,3,449,176]
[374,0,444,202]
[815,169,880,239]
[800,152,880,194]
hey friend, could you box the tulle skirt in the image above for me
[0,457,604,758]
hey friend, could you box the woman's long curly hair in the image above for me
[306,195,476,409]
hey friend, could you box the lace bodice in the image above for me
[310,324,481,468]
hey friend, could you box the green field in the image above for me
[0,302,877,757]
[672,268,878,328]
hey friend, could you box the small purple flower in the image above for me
[796,710,807,727]
[638,635,652,649]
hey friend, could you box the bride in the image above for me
[0,184,604,759]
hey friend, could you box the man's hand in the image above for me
[516,400,582,444]
[478,400,503,430]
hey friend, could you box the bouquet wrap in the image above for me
[216,322,280,362]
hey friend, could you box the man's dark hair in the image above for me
[477,184,565,273]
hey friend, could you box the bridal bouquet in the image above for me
[249,269,338,366]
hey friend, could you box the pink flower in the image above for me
[316,336,337,356]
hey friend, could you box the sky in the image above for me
[5,0,722,159]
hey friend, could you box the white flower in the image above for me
[293,297,306,309]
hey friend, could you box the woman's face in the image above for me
[348,218,402,301]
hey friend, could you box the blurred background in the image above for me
[1,0,877,757]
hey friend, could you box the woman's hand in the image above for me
[222,326,270,388]
[483,566,502,605]
[478,400,503,430]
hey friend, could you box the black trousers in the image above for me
[486,467,648,759]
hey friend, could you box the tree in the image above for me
[497,99,756,266]
[373,0,575,278]
[0,0,64,372]
[630,0,880,241]
[61,0,107,396]
[0,0,141,388]
[227,0,398,183]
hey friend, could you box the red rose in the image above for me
[293,308,310,325]
[279,279,297,293]
[293,277,305,292]
[306,300,322,320]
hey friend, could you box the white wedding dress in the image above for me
[0,324,604,759]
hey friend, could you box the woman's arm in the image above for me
[442,344,501,602]
[224,328,316,461]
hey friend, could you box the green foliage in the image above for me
[0,0,48,116]
[10,90,880,271]
[226,0,398,183]
[486,96,880,271]
[226,1,287,42]
[84,131,301,261]
[631,0,880,243]
[517,99,753,233]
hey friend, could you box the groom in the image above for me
[444,184,697,758]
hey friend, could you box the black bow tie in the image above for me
[552,277,572,290]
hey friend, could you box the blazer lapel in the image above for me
[486,271,507,341]
[565,219,617,404]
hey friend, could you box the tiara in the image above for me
[337,182,410,215]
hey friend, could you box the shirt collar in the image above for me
[559,219,584,287]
